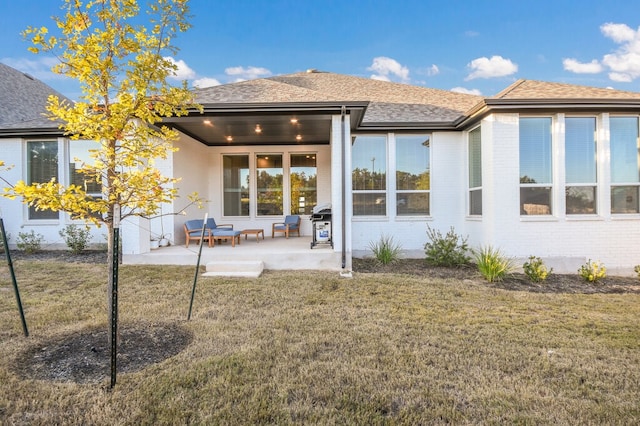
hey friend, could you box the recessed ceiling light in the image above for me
[203,119,213,126]
[290,118,298,124]
[255,124,262,134]
[226,136,233,142]
[296,134,302,141]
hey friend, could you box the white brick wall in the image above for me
[3,111,639,274]
[0,137,106,250]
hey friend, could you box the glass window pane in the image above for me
[69,140,101,194]
[396,193,429,216]
[353,193,386,216]
[223,155,249,216]
[469,127,482,188]
[27,140,59,220]
[610,117,640,183]
[566,186,596,214]
[520,118,552,184]
[256,154,283,216]
[290,154,317,215]
[520,187,552,215]
[469,189,482,215]
[565,117,596,184]
[352,136,386,191]
[396,135,429,191]
[611,186,639,214]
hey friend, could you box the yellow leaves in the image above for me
[18,0,200,226]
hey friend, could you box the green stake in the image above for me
[0,217,28,337]
[188,213,208,320]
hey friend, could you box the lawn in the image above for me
[1,259,639,425]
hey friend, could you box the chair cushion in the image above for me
[212,229,240,237]
[185,219,204,231]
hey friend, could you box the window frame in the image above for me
[395,134,431,217]
[564,116,598,215]
[351,134,388,217]
[468,126,482,216]
[255,153,284,217]
[25,139,60,222]
[609,115,640,215]
[289,153,317,215]
[222,154,251,217]
[519,116,554,216]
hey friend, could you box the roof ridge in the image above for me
[491,79,526,99]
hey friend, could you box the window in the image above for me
[565,117,597,214]
[27,140,59,220]
[256,154,283,216]
[69,140,101,195]
[223,155,249,216]
[468,127,482,215]
[610,117,640,213]
[395,135,430,215]
[352,135,386,216]
[520,118,553,215]
[290,154,317,215]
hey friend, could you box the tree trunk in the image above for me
[107,221,115,342]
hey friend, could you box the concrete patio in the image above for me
[123,234,346,272]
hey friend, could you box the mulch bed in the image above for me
[13,323,192,385]
[353,258,640,294]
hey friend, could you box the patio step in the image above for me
[202,260,264,278]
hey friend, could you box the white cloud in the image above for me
[370,74,390,82]
[565,23,640,82]
[367,56,410,82]
[465,55,518,80]
[601,22,636,43]
[600,23,640,82]
[192,77,221,88]
[1,56,63,81]
[164,57,196,80]
[464,30,480,38]
[562,58,604,74]
[451,87,482,96]
[426,64,440,76]
[225,66,272,80]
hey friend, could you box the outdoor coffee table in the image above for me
[241,229,265,243]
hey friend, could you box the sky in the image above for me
[3,0,640,100]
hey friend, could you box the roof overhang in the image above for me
[456,98,640,129]
[162,101,368,146]
[0,127,64,138]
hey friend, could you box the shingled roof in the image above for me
[195,70,483,125]
[0,62,67,133]
[493,79,640,100]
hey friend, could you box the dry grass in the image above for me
[1,260,639,425]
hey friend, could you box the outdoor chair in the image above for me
[271,215,301,238]
[183,219,212,248]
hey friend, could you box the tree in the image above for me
[4,0,201,383]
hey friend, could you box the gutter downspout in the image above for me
[341,106,347,269]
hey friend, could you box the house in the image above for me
[1,64,639,274]
[0,62,106,247]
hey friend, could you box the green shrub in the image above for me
[578,259,606,283]
[634,265,640,280]
[424,225,471,267]
[16,230,43,254]
[59,225,92,254]
[473,246,515,282]
[523,256,553,282]
[369,235,402,265]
